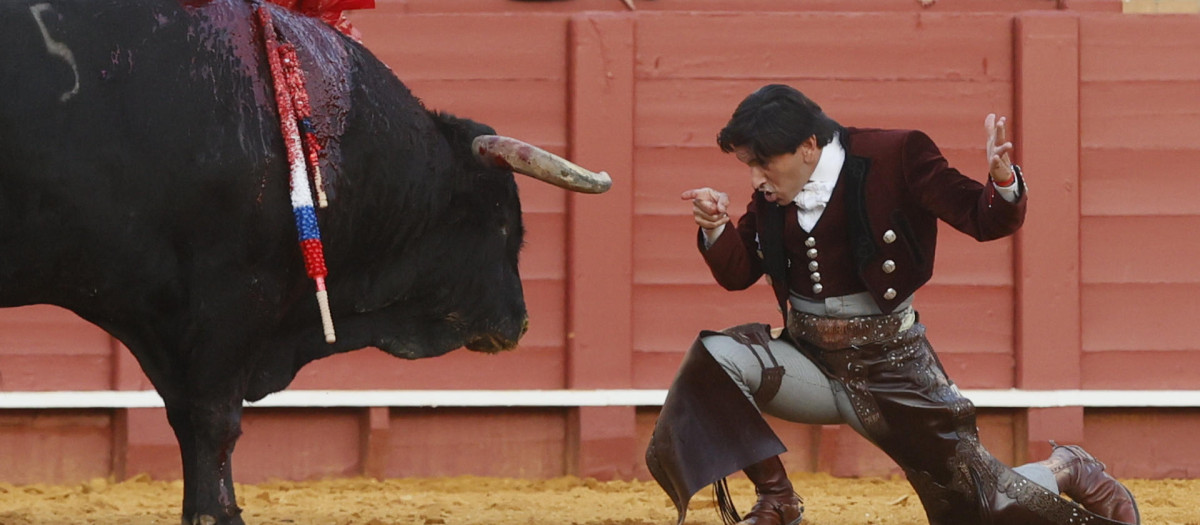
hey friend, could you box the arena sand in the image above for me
[1,474,1197,524]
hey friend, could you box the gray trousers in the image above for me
[701,333,1058,493]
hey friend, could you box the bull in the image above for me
[0,0,611,523]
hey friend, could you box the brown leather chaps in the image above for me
[645,326,786,525]
[646,321,1131,525]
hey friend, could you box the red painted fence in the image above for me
[3,0,1200,484]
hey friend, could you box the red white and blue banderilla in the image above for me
[256,5,336,343]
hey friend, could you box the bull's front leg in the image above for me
[165,405,200,521]
[170,398,246,525]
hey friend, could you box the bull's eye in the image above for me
[500,225,508,236]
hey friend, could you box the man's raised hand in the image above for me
[985,113,1015,185]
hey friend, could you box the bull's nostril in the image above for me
[520,318,530,336]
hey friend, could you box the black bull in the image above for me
[0,0,609,522]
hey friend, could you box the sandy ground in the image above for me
[1,473,1197,525]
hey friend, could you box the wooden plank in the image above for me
[1082,350,1200,389]
[516,177,569,215]
[910,284,1015,355]
[0,355,111,391]
[634,80,762,148]
[517,211,566,281]
[926,231,1015,287]
[522,277,568,348]
[1085,408,1200,478]
[634,146,744,216]
[400,79,567,148]
[0,411,112,484]
[632,351,687,389]
[1081,81,1200,151]
[1081,15,1200,81]
[1081,148,1200,216]
[936,352,1016,389]
[636,79,1011,150]
[235,409,362,483]
[632,214,720,286]
[632,283,779,354]
[354,14,567,81]
[1082,216,1200,283]
[1082,283,1200,352]
[636,13,1012,81]
[385,408,566,477]
[0,305,112,356]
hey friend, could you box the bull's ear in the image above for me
[432,111,496,153]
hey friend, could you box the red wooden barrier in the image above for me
[3,1,1200,483]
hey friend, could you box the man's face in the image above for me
[733,136,819,204]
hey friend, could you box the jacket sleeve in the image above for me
[901,130,1027,241]
[697,197,765,291]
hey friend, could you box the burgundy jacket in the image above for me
[700,127,1027,314]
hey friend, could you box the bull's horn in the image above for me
[472,135,612,194]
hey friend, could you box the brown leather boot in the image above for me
[1045,443,1140,524]
[736,456,803,525]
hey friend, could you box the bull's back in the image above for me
[0,0,274,176]
[0,0,283,303]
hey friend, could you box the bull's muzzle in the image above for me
[465,317,529,353]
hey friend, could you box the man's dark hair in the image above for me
[717,84,843,163]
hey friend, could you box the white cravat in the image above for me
[793,135,845,231]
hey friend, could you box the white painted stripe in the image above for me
[0,389,1199,409]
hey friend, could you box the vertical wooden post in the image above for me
[1013,12,1084,463]
[361,406,391,479]
[110,338,170,480]
[566,12,637,480]
[113,406,180,480]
